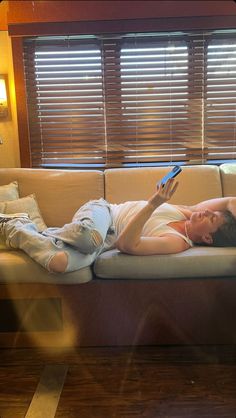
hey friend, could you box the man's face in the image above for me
[189,209,226,243]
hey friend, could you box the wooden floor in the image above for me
[0,345,236,417]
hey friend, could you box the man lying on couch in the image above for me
[0,178,236,274]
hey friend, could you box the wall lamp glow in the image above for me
[0,75,9,119]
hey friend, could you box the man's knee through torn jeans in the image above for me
[3,199,113,273]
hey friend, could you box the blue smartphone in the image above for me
[158,165,182,187]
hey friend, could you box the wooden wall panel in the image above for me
[7,0,236,25]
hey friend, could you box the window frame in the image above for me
[10,16,236,168]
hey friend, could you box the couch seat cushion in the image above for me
[0,251,92,284]
[94,247,236,279]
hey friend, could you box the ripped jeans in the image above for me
[4,199,113,273]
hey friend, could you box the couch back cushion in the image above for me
[0,169,104,227]
[220,164,236,197]
[105,165,222,205]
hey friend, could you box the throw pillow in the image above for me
[0,181,20,249]
[0,181,19,201]
[0,194,47,232]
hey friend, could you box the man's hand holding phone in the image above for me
[157,165,182,188]
[148,166,181,208]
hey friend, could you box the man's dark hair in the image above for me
[211,210,236,247]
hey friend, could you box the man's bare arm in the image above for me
[176,197,236,216]
[190,197,236,216]
[116,179,178,254]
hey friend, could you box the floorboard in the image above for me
[0,346,235,418]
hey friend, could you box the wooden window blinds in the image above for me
[23,30,236,168]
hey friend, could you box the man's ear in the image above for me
[201,234,213,245]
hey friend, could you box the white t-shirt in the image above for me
[104,201,193,249]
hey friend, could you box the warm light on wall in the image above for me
[0,75,9,118]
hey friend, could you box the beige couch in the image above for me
[0,164,236,348]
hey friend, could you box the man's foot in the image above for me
[0,212,29,233]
